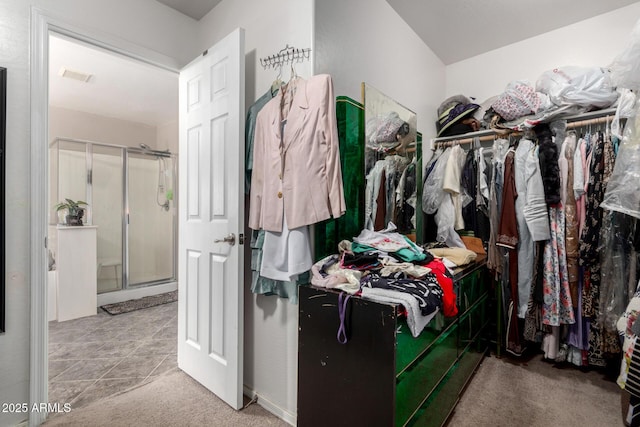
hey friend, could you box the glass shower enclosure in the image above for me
[49,137,176,293]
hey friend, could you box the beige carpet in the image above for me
[44,353,626,426]
[44,369,288,427]
[448,353,625,427]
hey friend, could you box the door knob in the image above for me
[214,233,236,246]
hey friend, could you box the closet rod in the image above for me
[565,115,614,130]
[432,132,517,147]
[432,112,617,147]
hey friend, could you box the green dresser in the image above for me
[297,259,489,426]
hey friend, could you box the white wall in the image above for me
[49,106,158,149]
[445,3,640,103]
[314,0,446,139]
[157,119,178,153]
[197,0,313,422]
[0,1,195,425]
[198,0,314,120]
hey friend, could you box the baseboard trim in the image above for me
[243,386,296,426]
[97,282,177,306]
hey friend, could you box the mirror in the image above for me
[1,67,6,333]
[362,83,418,237]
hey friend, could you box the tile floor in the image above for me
[48,301,178,410]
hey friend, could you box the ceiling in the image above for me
[49,34,177,127]
[153,0,639,64]
[155,0,221,20]
[50,1,639,128]
[386,0,639,65]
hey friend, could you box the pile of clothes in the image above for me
[310,223,478,337]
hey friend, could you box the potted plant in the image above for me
[55,198,88,226]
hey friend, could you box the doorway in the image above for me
[45,31,180,410]
[49,137,177,294]
[31,12,246,424]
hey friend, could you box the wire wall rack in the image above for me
[260,44,311,69]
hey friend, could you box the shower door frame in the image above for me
[124,145,177,288]
[52,137,178,291]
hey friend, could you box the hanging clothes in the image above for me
[246,86,306,302]
[487,139,509,273]
[374,169,387,231]
[523,241,545,343]
[249,74,345,291]
[249,74,346,232]
[497,148,518,250]
[579,131,621,365]
[540,133,574,328]
[577,134,591,237]
[536,124,561,206]
[425,146,464,248]
[589,132,622,364]
[245,86,278,194]
[580,132,606,316]
[443,145,467,231]
[541,203,575,326]
[600,210,636,334]
[422,147,449,244]
[365,155,410,230]
[461,147,478,233]
[422,148,451,215]
[395,158,417,233]
[365,160,386,230]
[563,134,580,305]
[461,142,491,242]
[261,214,313,282]
[250,230,308,304]
[515,139,550,318]
[497,148,525,355]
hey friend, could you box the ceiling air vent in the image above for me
[58,67,92,83]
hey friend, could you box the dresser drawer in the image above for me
[458,293,488,352]
[456,268,487,312]
[395,315,456,375]
[395,323,459,426]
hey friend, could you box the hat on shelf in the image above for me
[436,95,480,137]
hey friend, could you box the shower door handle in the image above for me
[214,233,236,246]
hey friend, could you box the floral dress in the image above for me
[542,202,575,326]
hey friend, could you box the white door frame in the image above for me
[29,8,180,426]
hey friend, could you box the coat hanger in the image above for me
[473,136,481,150]
[271,63,284,93]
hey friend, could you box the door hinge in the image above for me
[44,236,47,248]
[239,233,244,245]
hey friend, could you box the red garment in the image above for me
[425,259,458,317]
